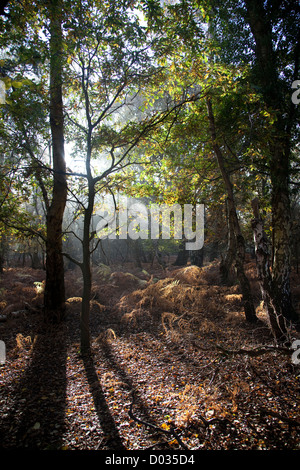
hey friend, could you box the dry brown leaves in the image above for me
[0,262,299,450]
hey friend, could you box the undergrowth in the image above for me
[0,260,299,450]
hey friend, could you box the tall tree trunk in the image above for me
[206,97,257,323]
[44,0,67,323]
[132,239,143,269]
[80,134,95,354]
[270,154,297,324]
[244,0,299,326]
[81,215,92,353]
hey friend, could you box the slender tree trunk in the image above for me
[269,149,297,324]
[81,226,92,353]
[206,97,257,323]
[220,198,235,285]
[44,0,67,323]
[80,135,95,354]
[132,239,142,269]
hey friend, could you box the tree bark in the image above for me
[251,198,288,343]
[206,97,257,323]
[44,0,67,323]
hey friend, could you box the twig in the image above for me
[128,394,190,450]
[215,344,292,357]
[95,437,105,450]
[260,408,300,427]
[193,341,292,357]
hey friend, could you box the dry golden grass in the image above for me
[94,328,117,344]
[115,273,231,339]
[1,261,299,349]
[171,265,204,285]
[14,333,37,355]
[111,260,298,346]
[65,296,106,315]
[170,262,221,286]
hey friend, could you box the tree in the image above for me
[62,0,190,352]
[244,0,300,334]
[61,0,206,352]
[0,57,49,260]
[127,6,258,321]
[43,0,67,323]
[0,0,68,323]
[206,96,257,322]
[141,0,299,335]
[203,0,300,334]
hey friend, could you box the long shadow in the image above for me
[82,351,126,450]
[97,340,165,442]
[0,320,67,449]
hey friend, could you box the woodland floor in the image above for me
[0,259,300,451]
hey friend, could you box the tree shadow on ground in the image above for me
[0,322,67,449]
[82,351,127,450]
[96,340,169,448]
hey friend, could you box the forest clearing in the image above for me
[0,259,299,451]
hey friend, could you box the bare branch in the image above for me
[62,250,82,268]
[193,340,292,357]
[260,408,300,427]
[128,392,190,450]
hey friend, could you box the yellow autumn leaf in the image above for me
[161,423,170,431]
[168,439,177,446]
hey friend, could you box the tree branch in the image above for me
[192,340,292,357]
[128,393,189,450]
[260,408,300,427]
[62,250,82,268]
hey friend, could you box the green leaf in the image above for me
[12,80,23,89]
